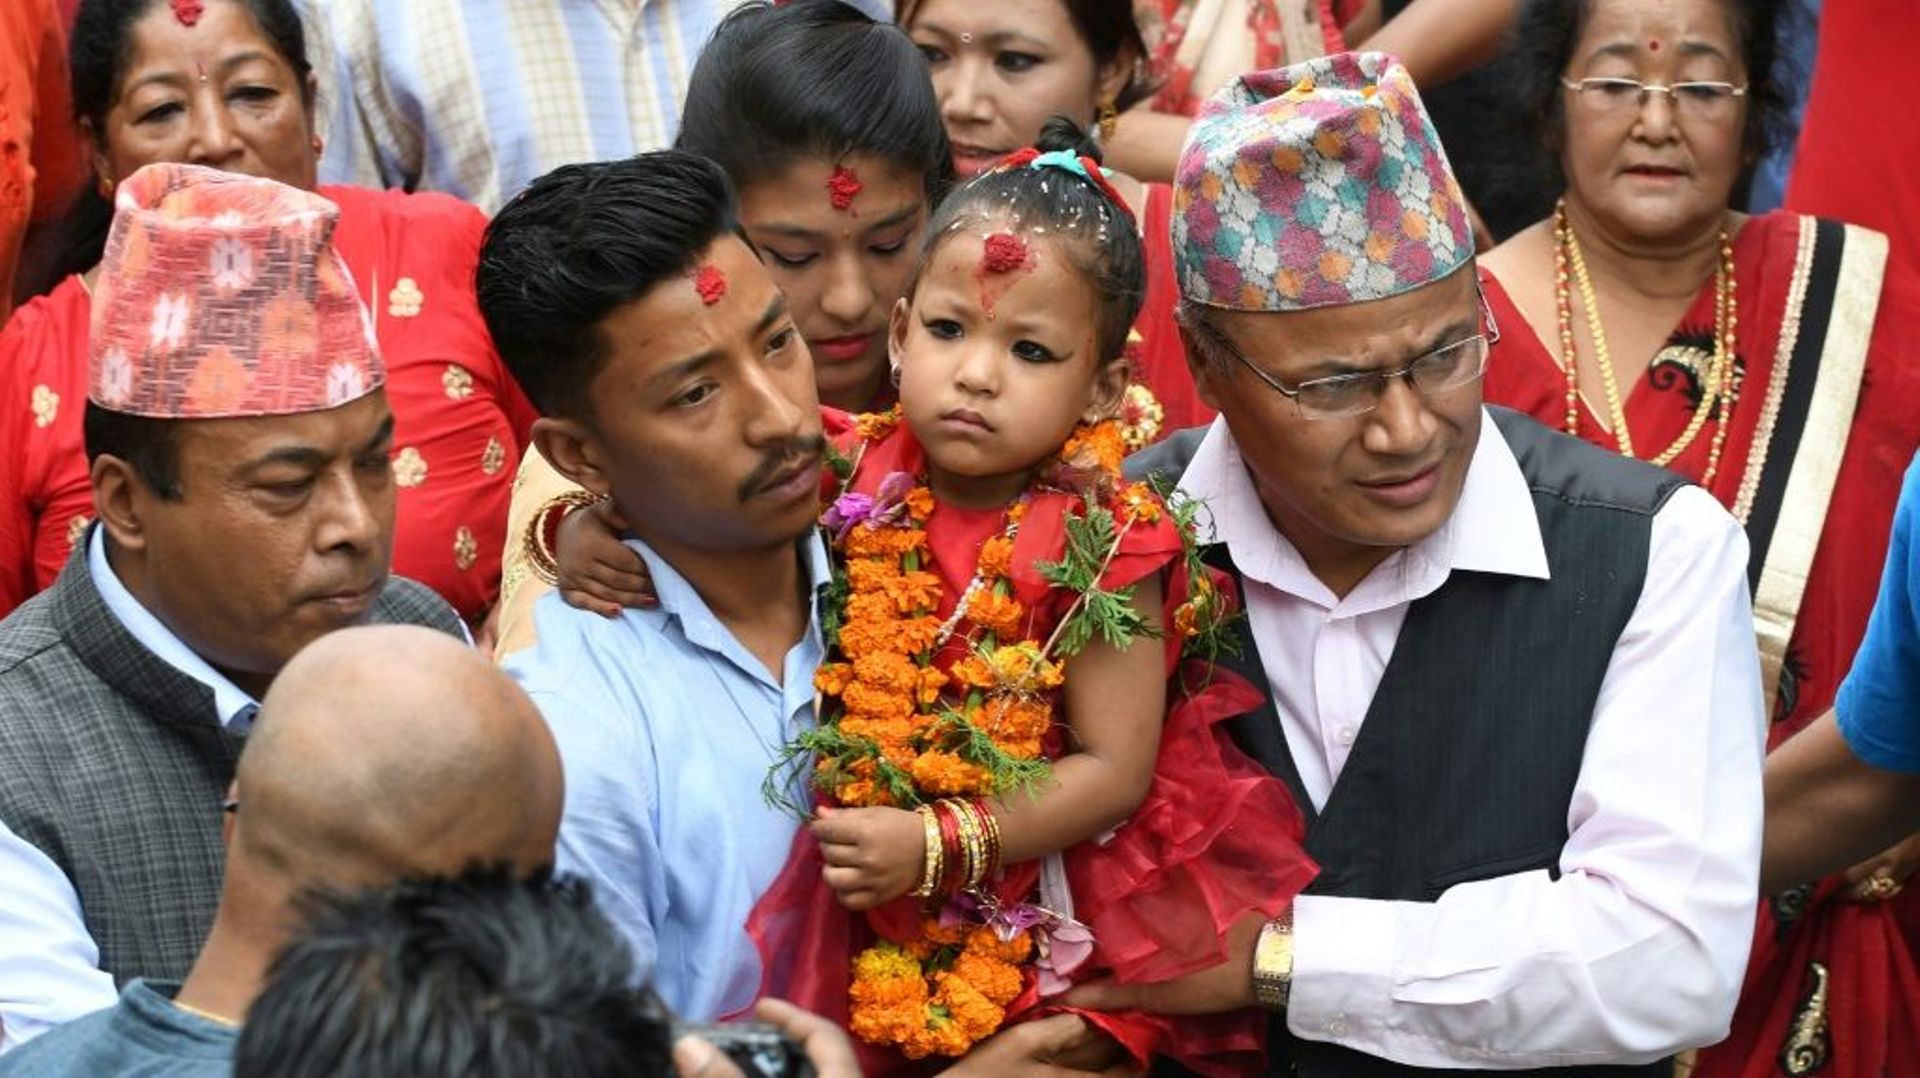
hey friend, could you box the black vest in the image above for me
[1132,409,1686,1077]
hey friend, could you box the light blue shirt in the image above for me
[503,535,828,1021]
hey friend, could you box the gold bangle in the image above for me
[524,489,608,586]
[912,805,942,898]
[971,798,1002,881]
[1252,905,1294,1011]
[948,798,985,890]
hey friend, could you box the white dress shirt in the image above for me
[0,530,257,1051]
[1179,412,1766,1068]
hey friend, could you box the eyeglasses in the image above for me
[1203,289,1499,421]
[1560,76,1747,117]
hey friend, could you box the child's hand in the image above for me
[554,499,654,616]
[811,805,924,911]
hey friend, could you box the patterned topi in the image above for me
[89,162,385,419]
[1173,51,1473,312]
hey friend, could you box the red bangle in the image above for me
[933,800,965,896]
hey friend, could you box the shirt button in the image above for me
[1327,1015,1350,1037]
[1337,725,1357,747]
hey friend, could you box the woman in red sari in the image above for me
[0,0,534,631]
[1479,0,1920,1072]
[900,0,1210,439]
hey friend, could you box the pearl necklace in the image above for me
[1553,199,1741,485]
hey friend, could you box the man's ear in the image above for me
[90,454,151,555]
[532,417,613,499]
[1177,324,1226,411]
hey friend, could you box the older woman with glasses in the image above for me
[1479,1,1920,1073]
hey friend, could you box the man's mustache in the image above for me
[736,435,829,502]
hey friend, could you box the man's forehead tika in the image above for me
[693,264,728,306]
[171,0,204,27]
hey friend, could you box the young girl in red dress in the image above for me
[744,122,1316,1076]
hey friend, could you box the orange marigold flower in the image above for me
[950,654,994,691]
[979,695,1052,743]
[813,662,853,696]
[842,681,914,723]
[1060,420,1126,478]
[951,949,1025,1008]
[931,971,1005,1042]
[910,751,993,797]
[1119,481,1164,523]
[847,558,905,591]
[977,536,1015,580]
[837,620,899,659]
[906,485,936,523]
[967,591,1026,639]
[966,925,1034,965]
[1173,599,1201,639]
[902,1015,972,1060]
[886,570,943,614]
[854,407,903,440]
[853,652,920,695]
[896,616,943,654]
[843,590,899,626]
[916,666,949,706]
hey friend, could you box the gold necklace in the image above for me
[170,996,240,1028]
[1554,199,1741,484]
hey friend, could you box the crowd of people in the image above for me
[0,0,1915,1075]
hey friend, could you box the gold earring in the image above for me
[97,176,114,198]
[1097,101,1118,143]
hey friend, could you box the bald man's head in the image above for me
[229,626,563,898]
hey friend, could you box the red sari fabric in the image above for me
[1134,183,1214,435]
[0,184,536,623]
[1481,210,1920,1075]
[747,422,1315,1075]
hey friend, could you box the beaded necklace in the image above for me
[1553,199,1741,485]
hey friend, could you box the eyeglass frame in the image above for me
[1558,76,1749,111]
[1194,283,1502,421]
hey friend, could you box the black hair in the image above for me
[16,0,315,304]
[83,401,184,500]
[1507,0,1786,195]
[677,0,951,202]
[232,867,674,1078]
[476,151,746,423]
[897,0,1155,112]
[919,118,1145,365]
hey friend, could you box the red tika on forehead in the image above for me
[693,264,728,306]
[980,233,1029,275]
[171,0,204,26]
[827,166,864,211]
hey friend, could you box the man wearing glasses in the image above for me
[1081,53,1766,1073]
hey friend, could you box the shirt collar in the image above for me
[1177,408,1550,613]
[625,530,833,675]
[89,527,259,732]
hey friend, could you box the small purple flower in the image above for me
[821,491,874,540]
[868,471,918,528]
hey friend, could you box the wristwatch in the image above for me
[1252,905,1295,1010]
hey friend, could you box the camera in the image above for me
[674,1021,817,1078]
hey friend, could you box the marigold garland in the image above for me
[778,409,1230,1059]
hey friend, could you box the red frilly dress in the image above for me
[746,421,1316,1075]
